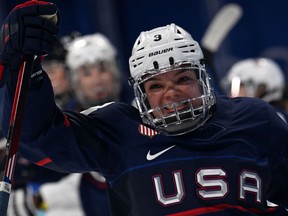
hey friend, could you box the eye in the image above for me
[82,69,91,76]
[98,62,108,73]
[177,75,193,84]
[149,83,162,90]
[144,81,163,92]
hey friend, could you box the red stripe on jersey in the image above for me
[0,64,4,81]
[39,55,45,62]
[36,157,52,166]
[63,114,70,127]
[166,204,277,216]
[4,35,9,43]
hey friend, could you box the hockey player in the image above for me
[66,33,122,109]
[37,33,116,216]
[1,1,288,215]
[221,57,288,122]
[42,37,79,111]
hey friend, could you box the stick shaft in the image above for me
[0,55,35,216]
[201,3,243,94]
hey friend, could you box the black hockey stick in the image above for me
[0,54,35,216]
[201,3,243,94]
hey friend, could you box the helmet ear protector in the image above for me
[128,24,216,135]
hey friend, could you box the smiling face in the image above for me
[133,62,216,135]
[129,24,216,135]
[143,67,202,118]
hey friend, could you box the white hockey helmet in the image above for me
[129,23,216,135]
[66,33,121,107]
[66,33,117,70]
[222,58,285,103]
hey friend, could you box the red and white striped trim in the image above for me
[138,124,159,138]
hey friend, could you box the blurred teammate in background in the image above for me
[35,33,122,216]
[66,33,123,109]
[42,37,80,111]
[221,57,288,122]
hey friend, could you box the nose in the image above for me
[88,70,103,85]
[164,81,180,100]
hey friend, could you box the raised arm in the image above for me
[0,0,60,134]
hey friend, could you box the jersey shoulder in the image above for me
[81,101,141,120]
[214,96,281,128]
[217,95,276,115]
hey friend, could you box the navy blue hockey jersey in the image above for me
[2,73,288,215]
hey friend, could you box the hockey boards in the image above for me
[201,3,243,94]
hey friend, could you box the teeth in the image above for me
[166,104,175,109]
[165,102,187,110]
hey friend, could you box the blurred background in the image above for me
[2,0,288,94]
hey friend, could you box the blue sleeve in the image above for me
[1,71,100,172]
[2,71,57,140]
[1,70,118,174]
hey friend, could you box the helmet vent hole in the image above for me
[169,57,174,65]
[137,47,145,52]
[153,61,159,69]
[178,45,188,48]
